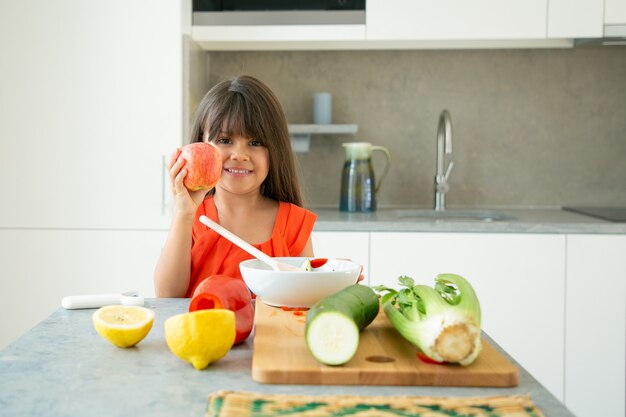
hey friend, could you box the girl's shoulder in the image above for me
[275,201,317,229]
[273,201,317,255]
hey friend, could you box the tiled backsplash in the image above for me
[205,48,626,209]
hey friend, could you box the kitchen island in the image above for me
[0,299,575,417]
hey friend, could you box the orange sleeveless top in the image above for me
[186,197,317,297]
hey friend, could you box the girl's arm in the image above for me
[154,149,208,297]
[154,213,194,297]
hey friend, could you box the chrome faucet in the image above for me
[434,110,454,211]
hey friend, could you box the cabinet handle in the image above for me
[161,155,167,216]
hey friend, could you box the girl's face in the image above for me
[207,131,270,197]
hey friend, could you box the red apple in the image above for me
[180,142,222,191]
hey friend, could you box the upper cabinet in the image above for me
[192,25,366,50]
[548,0,604,38]
[366,0,547,41]
[605,0,626,29]
[191,0,614,50]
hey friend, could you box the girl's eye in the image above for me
[250,139,264,147]
[216,137,231,144]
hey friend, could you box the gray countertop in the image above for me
[0,299,575,417]
[313,207,626,234]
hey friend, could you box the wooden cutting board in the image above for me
[252,300,518,386]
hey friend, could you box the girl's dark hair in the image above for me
[189,75,304,207]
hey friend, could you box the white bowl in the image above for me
[239,257,361,308]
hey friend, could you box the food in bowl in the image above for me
[239,257,361,308]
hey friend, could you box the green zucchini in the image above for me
[305,285,380,366]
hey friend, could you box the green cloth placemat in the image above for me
[207,390,546,417]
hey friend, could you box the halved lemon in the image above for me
[165,309,235,370]
[92,305,154,348]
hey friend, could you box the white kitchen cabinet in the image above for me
[565,235,626,417]
[0,0,185,230]
[605,0,626,25]
[548,0,604,38]
[192,25,365,50]
[369,232,566,401]
[311,231,370,283]
[366,0,548,41]
[0,229,166,350]
[191,0,579,50]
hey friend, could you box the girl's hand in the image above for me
[356,265,365,283]
[168,148,209,217]
[336,258,365,283]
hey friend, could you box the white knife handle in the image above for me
[61,291,144,309]
[61,293,122,309]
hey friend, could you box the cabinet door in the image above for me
[311,232,370,283]
[0,229,167,350]
[605,0,626,25]
[370,232,566,401]
[192,25,365,45]
[366,0,547,41]
[565,235,626,417]
[548,0,604,38]
[0,1,183,230]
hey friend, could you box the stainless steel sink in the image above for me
[391,209,515,222]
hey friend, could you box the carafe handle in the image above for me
[371,146,391,194]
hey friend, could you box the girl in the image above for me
[154,75,316,298]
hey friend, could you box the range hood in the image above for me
[575,24,626,46]
[192,0,366,26]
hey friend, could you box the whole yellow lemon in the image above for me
[164,309,235,370]
[92,305,154,348]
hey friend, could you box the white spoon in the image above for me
[199,215,301,272]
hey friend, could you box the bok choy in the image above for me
[374,273,482,366]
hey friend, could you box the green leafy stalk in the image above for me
[374,273,482,366]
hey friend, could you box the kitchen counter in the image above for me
[0,299,575,417]
[313,207,626,234]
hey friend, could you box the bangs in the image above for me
[206,93,260,141]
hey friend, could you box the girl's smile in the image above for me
[224,167,253,176]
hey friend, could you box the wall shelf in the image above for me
[288,124,358,152]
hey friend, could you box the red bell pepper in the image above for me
[416,351,445,365]
[280,306,310,312]
[189,275,254,344]
[309,258,328,268]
